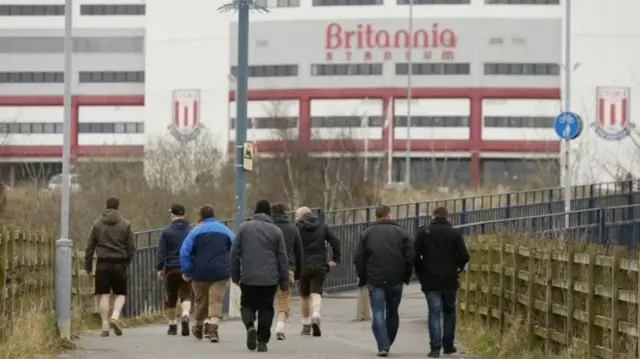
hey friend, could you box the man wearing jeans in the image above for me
[353,205,413,357]
[414,207,470,358]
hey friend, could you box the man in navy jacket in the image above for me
[180,204,235,342]
[156,204,193,337]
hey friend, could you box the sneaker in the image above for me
[167,324,178,335]
[203,323,210,338]
[443,346,457,355]
[257,342,268,352]
[427,349,440,357]
[180,315,190,337]
[192,325,203,340]
[311,317,321,337]
[209,324,219,343]
[377,350,389,357]
[109,319,123,336]
[276,332,286,340]
[246,327,257,351]
[100,330,109,337]
[300,324,311,335]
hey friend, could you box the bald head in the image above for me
[295,206,311,221]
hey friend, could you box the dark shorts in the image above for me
[164,268,193,308]
[95,261,128,295]
[299,264,327,297]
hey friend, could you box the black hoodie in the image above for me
[296,212,341,266]
[156,218,192,271]
[272,214,304,279]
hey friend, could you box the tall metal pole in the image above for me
[55,0,74,340]
[362,112,369,183]
[235,2,250,228]
[404,0,413,187]
[563,0,572,229]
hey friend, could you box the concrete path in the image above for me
[60,285,474,359]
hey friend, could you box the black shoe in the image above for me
[167,324,178,335]
[180,315,190,336]
[100,330,109,337]
[311,317,321,337]
[209,324,219,343]
[301,324,311,335]
[428,349,440,357]
[377,350,389,357]
[246,327,257,351]
[203,323,211,338]
[443,346,457,355]
[192,325,203,340]
[276,332,285,340]
[257,342,268,352]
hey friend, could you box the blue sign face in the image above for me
[554,112,583,140]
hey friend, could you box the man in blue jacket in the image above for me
[156,204,193,337]
[180,204,235,343]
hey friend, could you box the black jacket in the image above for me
[156,218,192,271]
[353,219,413,287]
[296,213,341,266]
[272,214,304,280]
[413,217,470,291]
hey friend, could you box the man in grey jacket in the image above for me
[230,199,289,353]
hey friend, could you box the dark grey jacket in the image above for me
[230,213,289,287]
[272,214,304,280]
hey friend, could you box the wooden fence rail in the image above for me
[459,234,640,359]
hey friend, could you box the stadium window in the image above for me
[484,63,560,76]
[484,116,555,128]
[80,4,145,15]
[311,63,383,76]
[397,0,469,4]
[485,0,559,3]
[310,116,384,128]
[78,122,144,133]
[254,0,300,7]
[313,0,382,5]
[0,5,65,16]
[0,122,65,133]
[395,116,470,127]
[395,63,471,75]
[0,71,63,83]
[78,71,145,83]
[230,65,298,78]
[229,117,298,130]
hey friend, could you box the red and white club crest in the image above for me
[592,86,634,140]
[169,89,203,142]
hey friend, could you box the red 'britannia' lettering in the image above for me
[325,23,457,50]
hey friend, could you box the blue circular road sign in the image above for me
[554,112,583,140]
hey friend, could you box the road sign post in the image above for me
[553,111,583,230]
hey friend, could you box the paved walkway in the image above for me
[60,285,473,359]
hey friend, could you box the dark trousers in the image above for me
[368,283,403,351]
[240,284,278,343]
[425,290,457,351]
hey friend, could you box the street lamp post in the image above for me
[404,0,414,187]
[562,0,572,228]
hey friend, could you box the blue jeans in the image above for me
[425,290,457,351]
[368,283,404,351]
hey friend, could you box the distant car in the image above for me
[48,174,81,193]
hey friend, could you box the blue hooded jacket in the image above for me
[179,218,235,282]
[156,218,192,271]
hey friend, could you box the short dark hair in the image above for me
[106,197,120,210]
[170,204,186,216]
[375,205,391,219]
[199,204,215,220]
[433,206,448,218]
[254,199,271,215]
[271,203,287,216]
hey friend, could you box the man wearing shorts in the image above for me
[295,206,341,337]
[156,204,193,336]
[84,197,136,337]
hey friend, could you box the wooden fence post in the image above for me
[486,240,493,325]
[498,235,506,332]
[544,249,552,354]
[566,244,574,348]
[526,239,535,349]
[610,248,620,359]
[586,246,596,358]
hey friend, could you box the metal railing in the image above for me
[123,179,640,317]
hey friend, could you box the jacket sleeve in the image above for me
[229,226,243,284]
[413,228,426,275]
[179,226,198,276]
[126,222,136,264]
[84,222,98,272]
[275,229,290,284]
[293,228,304,280]
[353,231,367,281]
[156,229,167,271]
[455,230,470,271]
[401,229,414,283]
[222,225,235,245]
[324,225,341,264]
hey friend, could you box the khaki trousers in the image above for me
[192,279,228,324]
[275,270,295,319]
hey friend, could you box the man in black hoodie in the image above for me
[271,203,303,340]
[156,204,193,336]
[295,206,341,337]
[414,207,470,358]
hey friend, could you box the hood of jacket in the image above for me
[272,214,291,224]
[251,213,274,223]
[101,209,122,225]
[170,218,191,231]
[298,212,321,230]
[429,216,452,227]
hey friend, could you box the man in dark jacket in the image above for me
[179,204,235,342]
[271,203,303,340]
[156,204,193,337]
[414,207,470,358]
[354,205,413,357]
[230,199,289,352]
[84,196,136,337]
[295,206,341,337]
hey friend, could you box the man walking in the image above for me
[271,203,303,340]
[179,204,235,342]
[353,205,413,357]
[295,206,341,337]
[414,207,470,358]
[84,196,136,337]
[230,199,289,352]
[156,204,193,336]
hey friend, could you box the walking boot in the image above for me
[167,324,178,335]
[311,317,322,337]
[180,314,190,336]
[301,324,311,335]
[209,324,219,343]
[192,325,204,339]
